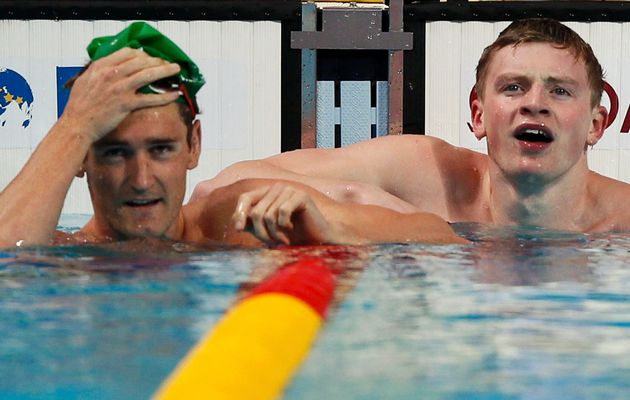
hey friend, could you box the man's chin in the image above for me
[499,156,552,177]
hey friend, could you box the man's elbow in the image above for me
[414,212,469,245]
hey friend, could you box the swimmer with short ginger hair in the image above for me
[194,18,630,233]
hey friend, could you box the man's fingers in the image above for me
[263,187,295,244]
[113,51,174,80]
[248,185,284,243]
[93,47,143,66]
[92,48,181,95]
[232,187,269,231]
[78,50,181,111]
[133,91,180,109]
[233,183,325,246]
[126,62,181,91]
[276,190,311,229]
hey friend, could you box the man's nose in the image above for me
[128,153,154,192]
[519,86,550,117]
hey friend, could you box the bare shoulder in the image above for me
[267,134,462,164]
[589,172,630,231]
[363,134,485,168]
[348,134,457,155]
[369,135,487,201]
[261,135,454,186]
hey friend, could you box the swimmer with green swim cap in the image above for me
[0,22,464,248]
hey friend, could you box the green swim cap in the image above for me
[87,21,205,115]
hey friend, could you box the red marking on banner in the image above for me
[604,81,618,130]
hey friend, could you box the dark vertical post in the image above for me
[300,3,317,149]
[281,11,302,152]
[403,18,425,135]
[388,0,404,136]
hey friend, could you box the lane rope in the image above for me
[154,257,335,400]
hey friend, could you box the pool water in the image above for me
[2,217,630,399]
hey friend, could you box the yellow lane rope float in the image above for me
[154,257,336,400]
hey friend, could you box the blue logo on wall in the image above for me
[56,66,83,118]
[0,68,34,129]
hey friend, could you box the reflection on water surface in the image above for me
[1,219,630,399]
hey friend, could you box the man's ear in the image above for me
[586,105,609,147]
[187,120,201,170]
[75,156,88,178]
[471,96,487,140]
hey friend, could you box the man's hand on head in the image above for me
[60,48,181,143]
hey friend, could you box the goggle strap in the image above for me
[179,83,197,119]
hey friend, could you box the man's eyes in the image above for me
[504,83,522,92]
[552,87,571,96]
[500,84,572,97]
[500,83,524,94]
[97,143,178,162]
[101,148,128,159]
[150,144,176,157]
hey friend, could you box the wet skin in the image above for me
[471,42,607,186]
[83,103,200,240]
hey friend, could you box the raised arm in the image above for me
[0,49,180,248]
[215,179,468,246]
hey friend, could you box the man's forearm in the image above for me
[190,160,307,201]
[192,159,418,213]
[0,118,91,247]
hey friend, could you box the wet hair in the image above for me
[65,63,195,146]
[475,18,604,107]
[176,101,195,147]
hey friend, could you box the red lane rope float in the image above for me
[154,257,335,400]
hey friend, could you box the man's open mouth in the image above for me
[514,128,554,143]
[125,199,161,207]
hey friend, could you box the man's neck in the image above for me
[79,212,186,242]
[484,160,593,231]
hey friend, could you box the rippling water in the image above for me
[287,224,630,399]
[1,218,630,399]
